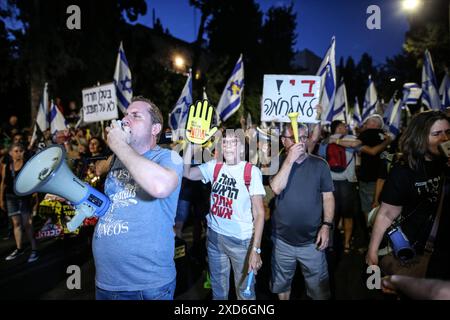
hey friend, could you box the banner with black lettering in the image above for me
[82,83,118,123]
[261,75,321,123]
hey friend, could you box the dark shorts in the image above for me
[6,194,31,217]
[333,180,358,219]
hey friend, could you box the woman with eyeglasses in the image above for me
[183,129,266,300]
[0,143,39,262]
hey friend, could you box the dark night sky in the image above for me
[138,0,410,66]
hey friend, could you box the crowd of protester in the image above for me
[1,99,449,300]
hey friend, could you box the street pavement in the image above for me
[0,219,385,300]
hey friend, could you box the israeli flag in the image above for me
[439,73,450,109]
[387,99,402,138]
[362,75,378,121]
[402,83,422,105]
[217,54,244,122]
[113,42,133,114]
[327,78,347,122]
[316,37,336,123]
[383,94,396,124]
[168,70,192,132]
[421,49,440,110]
[31,83,49,145]
[353,97,362,127]
[50,101,67,134]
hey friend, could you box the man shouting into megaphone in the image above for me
[92,96,183,300]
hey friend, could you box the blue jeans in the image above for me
[207,228,255,300]
[95,278,176,300]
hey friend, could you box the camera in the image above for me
[387,226,415,261]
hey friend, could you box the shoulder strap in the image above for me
[425,175,446,252]
[9,162,15,179]
[213,162,252,191]
[213,162,224,184]
[244,162,252,192]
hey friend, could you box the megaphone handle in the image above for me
[66,211,87,232]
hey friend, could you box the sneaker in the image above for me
[5,249,24,261]
[27,250,39,263]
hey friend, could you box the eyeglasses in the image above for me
[282,135,308,142]
[222,139,238,146]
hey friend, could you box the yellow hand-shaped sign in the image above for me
[185,100,218,145]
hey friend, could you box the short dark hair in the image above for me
[330,120,344,134]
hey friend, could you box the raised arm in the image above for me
[114,143,179,198]
[183,143,204,181]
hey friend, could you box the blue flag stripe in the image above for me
[115,83,130,109]
[220,98,241,120]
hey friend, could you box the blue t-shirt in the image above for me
[93,146,183,291]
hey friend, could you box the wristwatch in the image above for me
[321,221,334,229]
[253,246,261,254]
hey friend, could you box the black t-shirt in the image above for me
[381,159,449,250]
[358,128,385,182]
[272,155,334,246]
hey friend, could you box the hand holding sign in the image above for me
[185,100,218,145]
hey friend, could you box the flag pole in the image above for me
[101,121,105,140]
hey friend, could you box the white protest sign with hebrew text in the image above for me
[82,83,118,123]
[261,75,321,123]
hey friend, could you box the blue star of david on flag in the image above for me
[217,54,244,123]
[114,42,133,114]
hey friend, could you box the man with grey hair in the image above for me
[358,114,392,226]
[269,123,335,300]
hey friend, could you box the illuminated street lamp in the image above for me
[174,55,185,70]
[402,0,420,11]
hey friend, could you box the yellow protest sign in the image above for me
[185,99,218,145]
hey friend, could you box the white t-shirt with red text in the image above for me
[199,160,266,240]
